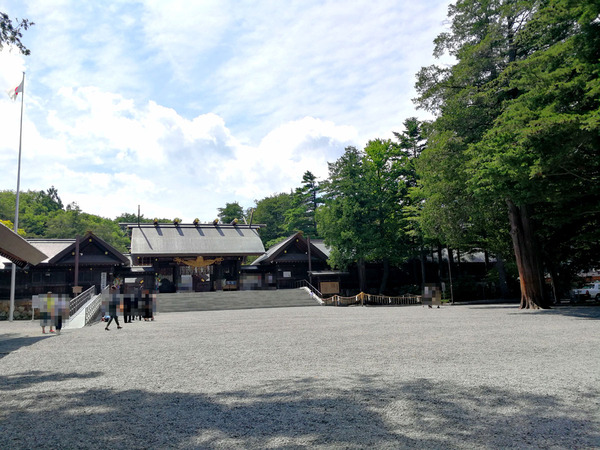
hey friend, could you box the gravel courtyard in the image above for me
[0,304,599,449]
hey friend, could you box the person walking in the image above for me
[53,295,69,335]
[105,286,122,331]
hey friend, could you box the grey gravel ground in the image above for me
[0,304,599,449]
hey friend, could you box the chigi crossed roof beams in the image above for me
[126,222,266,258]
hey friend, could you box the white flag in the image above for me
[7,81,23,101]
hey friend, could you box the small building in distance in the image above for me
[0,231,128,299]
[247,232,338,292]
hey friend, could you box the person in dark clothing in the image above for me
[105,286,122,331]
[123,294,132,323]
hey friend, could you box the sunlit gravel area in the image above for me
[1,304,599,449]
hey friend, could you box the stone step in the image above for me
[157,288,320,313]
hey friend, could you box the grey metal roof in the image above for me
[252,233,330,265]
[0,223,48,266]
[27,240,75,263]
[252,234,298,265]
[130,224,265,257]
[46,233,129,265]
[310,239,330,258]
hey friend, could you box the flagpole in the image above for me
[9,72,25,322]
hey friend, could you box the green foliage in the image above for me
[0,12,33,55]
[317,146,371,269]
[0,188,130,252]
[317,142,414,271]
[0,219,25,236]
[283,171,323,238]
[114,212,154,224]
[252,193,292,247]
[217,202,245,224]
[414,0,600,299]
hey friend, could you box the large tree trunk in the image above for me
[506,199,550,309]
[379,258,389,294]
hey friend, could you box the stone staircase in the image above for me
[157,288,321,313]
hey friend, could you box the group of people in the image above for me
[102,285,156,331]
[37,293,69,335]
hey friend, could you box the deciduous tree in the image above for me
[0,12,33,55]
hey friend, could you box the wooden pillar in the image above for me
[73,236,81,295]
[307,235,312,286]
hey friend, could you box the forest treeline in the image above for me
[1,1,598,307]
[216,1,600,308]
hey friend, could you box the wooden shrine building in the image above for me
[247,232,334,290]
[128,222,265,292]
[0,231,128,298]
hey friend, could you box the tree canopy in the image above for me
[414,0,600,308]
[217,202,245,224]
[0,188,130,252]
[0,12,33,55]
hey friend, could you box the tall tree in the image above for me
[253,192,293,248]
[217,202,245,224]
[318,141,411,293]
[284,171,323,238]
[415,0,600,308]
[394,118,432,287]
[317,146,372,292]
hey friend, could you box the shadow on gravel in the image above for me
[545,305,600,320]
[0,370,103,391]
[0,334,50,360]
[474,304,600,320]
[0,373,598,448]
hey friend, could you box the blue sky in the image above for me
[1,0,452,222]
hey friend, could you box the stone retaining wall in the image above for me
[0,300,38,320]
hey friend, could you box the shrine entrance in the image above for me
[128,222,265,294]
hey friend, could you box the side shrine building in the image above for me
[0,231,128,299]
[128,222,266,293]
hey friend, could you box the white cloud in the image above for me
[140,0,233,83]
[216,117,358,203]
[0,0,453,222]
[1,80,356,220]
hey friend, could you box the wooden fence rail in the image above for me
[322,292,422,307]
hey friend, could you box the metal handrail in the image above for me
[295,279,323,298]
[84,285,108,325]
[70,285,96,316]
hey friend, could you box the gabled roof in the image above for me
[310,239,330,259]
[252,232,329,265]
[27,240,74,263]
[129,223,265,257]
[28,233,128,266]
[0,222,48,267]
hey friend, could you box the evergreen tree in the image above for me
[252,193,293,248]
[318,141,413,294]
[217,202,245,224]
[284,171,323,238]
[415,0,600,308]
